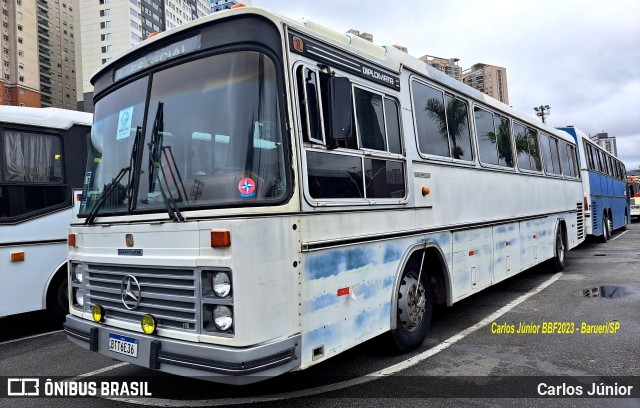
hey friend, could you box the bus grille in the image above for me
[85,264,197,331]
[576,202,585,240]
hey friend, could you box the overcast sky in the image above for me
[252,0,640,172]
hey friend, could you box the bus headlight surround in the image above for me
[213,305,233,331]
[212,272,231,298]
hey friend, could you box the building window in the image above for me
[19,102,25,107]
[18,50,24,56]
[19,88,24,95]
[19,76,24,82]
[18,37,23,44]
[101,33,112,41]
[4,74,9,80]
[17,24,23,31]
[100,9,111,17]
[100,21,112,29]
[101,45,112,53]
[18,63,24,70]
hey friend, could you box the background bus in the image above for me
[0,106,92,320]
[558,127,629,241]
[628,175,640,220]
[64,7,584,384]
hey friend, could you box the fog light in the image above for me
[92,304,105,322]
[141,314,157,335]
[213,305,233,331]
[212,272,231,298]
[74,288,84,307]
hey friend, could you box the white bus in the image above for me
[64,6,584,384]
[0,106,92,320]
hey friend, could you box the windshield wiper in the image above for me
[147,101,185,222]
[84,126,143,225]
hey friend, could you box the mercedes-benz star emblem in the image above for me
[120,275,141,310]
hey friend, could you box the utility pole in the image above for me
[533,105,551,124]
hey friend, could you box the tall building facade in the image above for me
[462,63,509,105]
[590,132,618,157]
[346,29,373,43]
[1,0,76,109]
[420,55,462,81]
[75,0,209,112]
[210,0,250,13]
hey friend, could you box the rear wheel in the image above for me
[621,213,628,231]
[551,228,566,272]
[391,268,433,353]
[599,213,611,243]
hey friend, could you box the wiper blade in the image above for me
[84,125,145,225]
[84,166,130,225]
[147,101,185,222]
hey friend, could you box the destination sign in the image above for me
[114,35,201,81]
[289,31,400,91]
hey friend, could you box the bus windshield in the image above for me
[80,51,288,217]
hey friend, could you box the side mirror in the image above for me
[322,76,353,146]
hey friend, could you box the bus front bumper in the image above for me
[64,315,301,384]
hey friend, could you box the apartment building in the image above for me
[462,63,509,105]
[75,0,209,112]
[420,55,462,81]
[1,0,76,109]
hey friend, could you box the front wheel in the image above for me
[391,269,433,353]
[46,272,69,323]
[621,213,628,231]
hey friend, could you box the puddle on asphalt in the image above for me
[582,285,624,298]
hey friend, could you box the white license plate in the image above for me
[108,333,138,358]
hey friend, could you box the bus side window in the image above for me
[384,98,402,155]
[474,107,500,166]
[548,136,562,175]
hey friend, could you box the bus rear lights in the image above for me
[468,250,475,256]
[74,288,85,307]
[68,233,77,247]
[421,187,431,196]
[92,304,105,323]
[10,252,25,262]
[212,272,231,298]
[141,314,157,335]
[213,306,233,331]
[337,287,350,297]
[210,230,231,248]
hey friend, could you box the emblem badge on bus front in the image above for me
[125,234,134,247]
[121,275,141,310]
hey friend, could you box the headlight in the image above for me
[212,272,231,298]
[74,288,84,307]
[73,263,83,283]
[213,305,233,331]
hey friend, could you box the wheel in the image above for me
[621,213,628,231]
[391,269,433,352]
[599,213,611,243]
[551,228,566,272]
[46,272,69,323]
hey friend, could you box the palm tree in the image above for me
[424,97,469,159]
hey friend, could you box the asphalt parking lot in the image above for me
[1,223,638,408]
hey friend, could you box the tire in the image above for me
[391,268,433,353]
[599,213,611,243]
[551,228,566,272]
[621,213,628,231]
[46,272,69,323]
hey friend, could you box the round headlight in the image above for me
[213,305,233,331]
[212,272,231,298]
[141,314,157,335]
[75,288,84,307]
[74,264,83,283]
[92,304,105,322]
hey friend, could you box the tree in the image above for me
[424,97,469,159]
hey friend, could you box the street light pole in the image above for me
[533,105,551,124]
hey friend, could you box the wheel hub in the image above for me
[398,275,426,332]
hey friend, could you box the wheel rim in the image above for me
[607,218,612,239]
[557,233,565,263]
[398,274,427,332]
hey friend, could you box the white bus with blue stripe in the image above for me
[64,6,584,384]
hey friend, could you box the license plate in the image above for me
[108,333,138,358]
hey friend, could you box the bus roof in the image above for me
[0,106,92,130]
[94,6,572,144]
